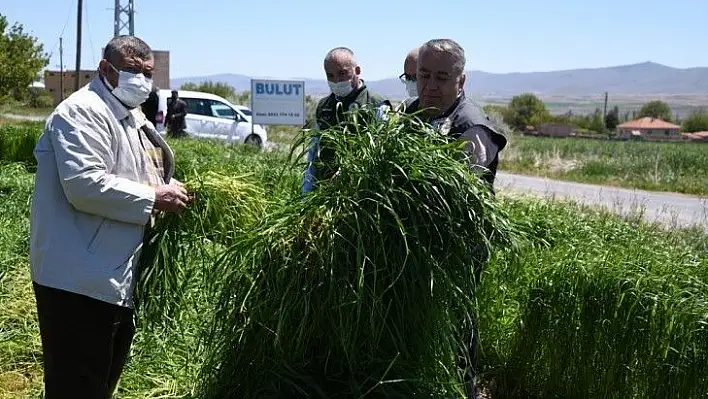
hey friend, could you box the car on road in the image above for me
[152,89,267,148]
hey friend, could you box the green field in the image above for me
[501,135,708,196]
[1,122,708,398]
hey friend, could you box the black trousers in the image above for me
[167,120,187,138]
[33,282,135,399]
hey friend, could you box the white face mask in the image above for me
[328,80,354,98]
[405,80,418,98]
[106,63,153,108]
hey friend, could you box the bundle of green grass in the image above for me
[134,170,267,329]
[198,110,515,398]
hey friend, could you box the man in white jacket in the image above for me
[30,35,190,398]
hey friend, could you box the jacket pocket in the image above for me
[87,218,107,254]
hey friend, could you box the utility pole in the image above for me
[603,91,608,124]
[74,0,83,91]
[114,0,135,37]
[59,37,64,101]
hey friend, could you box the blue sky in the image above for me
[3,0,707,80]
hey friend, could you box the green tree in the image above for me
[481,104,514,136]
[681,109,708,133]
[231,91,251,105]
[638,100,673,122]
[0,13,49,102]
[605,105,620,130]
[180,80,235,100]
[506,93,550,131]
[589,113,606,133]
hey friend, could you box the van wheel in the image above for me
[245,134,262,148]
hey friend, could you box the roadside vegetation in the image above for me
[1,121,707,398]
[501,134,708,196]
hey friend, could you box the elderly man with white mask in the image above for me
[30,35,190,398]
[301,47,390,193]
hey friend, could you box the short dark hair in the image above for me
[171,90,178,96]
[103,35,152,65]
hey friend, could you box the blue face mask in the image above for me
[106,63,153,108]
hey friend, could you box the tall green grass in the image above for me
[0,122,43,169]
[0,163,43,397]
[197,111,517,398]
[478,197,708,398]
[502,135,708,195]
[1,122,708,398]
[135,169,269,333]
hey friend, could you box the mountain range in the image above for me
[170,62,708,100]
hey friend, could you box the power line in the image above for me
[47,0,76,61]
[84,0,97,65]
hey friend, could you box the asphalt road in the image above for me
[495,172,708,230]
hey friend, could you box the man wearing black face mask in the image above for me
[30,35,191,398]
[166,90,188,138]
[141,84,160,126]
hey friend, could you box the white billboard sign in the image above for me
[250,79,306,126]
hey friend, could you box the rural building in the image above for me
[151,50,170,90]
[537,123,576,137]
[43,50,171,106]
[44,70,98,106]
[617,117,681,139]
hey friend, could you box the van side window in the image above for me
[182,98,211,117]
[207,100,238,120]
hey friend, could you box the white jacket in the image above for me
[30,77,175,308]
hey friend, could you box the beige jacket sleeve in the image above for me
[46,105,156,225]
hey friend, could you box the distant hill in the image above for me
[170,62,708,100]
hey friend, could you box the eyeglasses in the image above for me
[109,62,153,79]
[399,73,416,83]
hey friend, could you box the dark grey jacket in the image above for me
[402,92,507,188]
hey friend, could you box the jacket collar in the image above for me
[434,91,466,121]
[90,76,142,125]
[406,90,466,121]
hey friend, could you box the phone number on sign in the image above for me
[255,112,301,118]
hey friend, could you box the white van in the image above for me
[153,89,267,147]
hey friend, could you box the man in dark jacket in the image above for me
[302,47,390,193]
[140,84,159,126]
[165,90,188,138]
[402,39,506,189]
[402,38,507,399]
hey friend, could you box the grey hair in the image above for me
[103,35,152,65]
[420,39,466,76]
[324,47,356,64]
